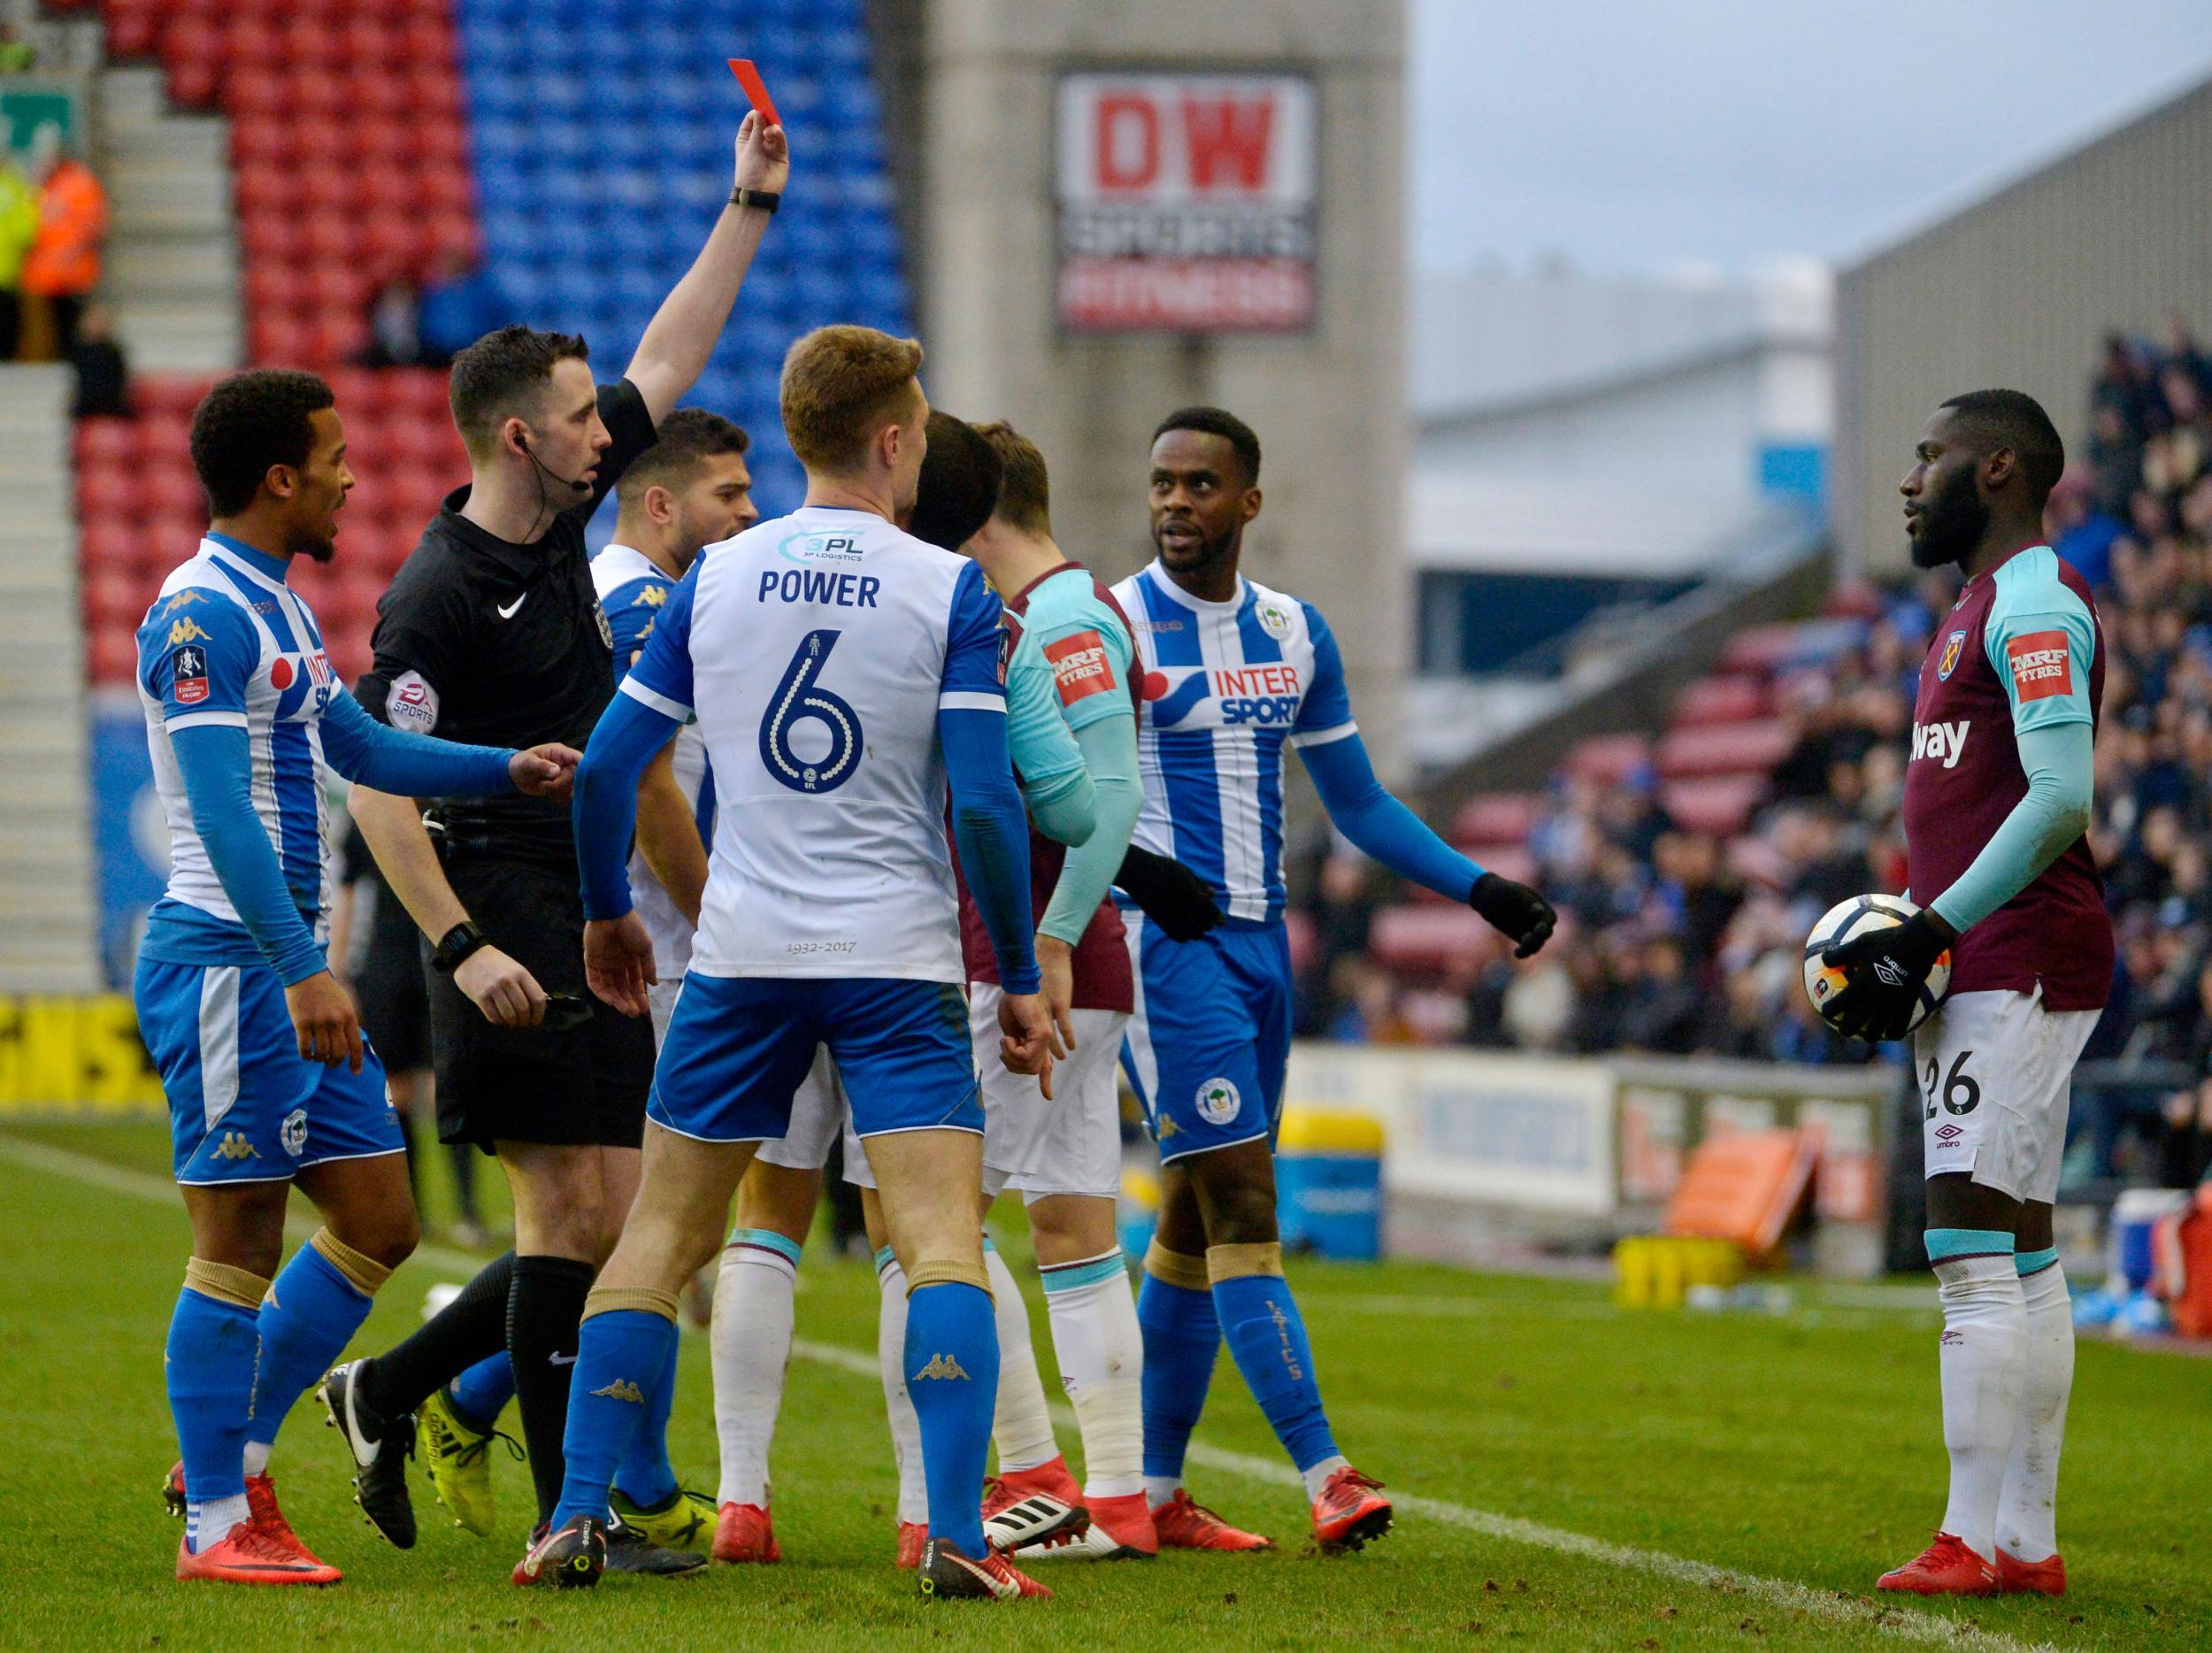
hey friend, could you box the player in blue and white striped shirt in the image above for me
[1113,408,1558,1555]
[136,372,574,1586]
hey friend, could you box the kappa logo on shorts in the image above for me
[280,1108,308,1157]
[211,1131,259,1162]
[1195,1077,1241,1126]
[1154,1113,1181,1139]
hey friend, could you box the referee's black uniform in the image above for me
[356,379,659,1152]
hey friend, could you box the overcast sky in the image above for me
[1410,0,2212,276]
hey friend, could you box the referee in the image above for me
[319,112,789,1559]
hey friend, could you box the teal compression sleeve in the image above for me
[1022,762,1097,849]
[1039,713,1141,947]
[1929,719,2094,934]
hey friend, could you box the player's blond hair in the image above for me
[780,326,924,475]
[976,421,1051,536]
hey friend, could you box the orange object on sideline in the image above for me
[2163,1185,2212,1338]
[23,158,106,296]
[1663,1126,1817,1257]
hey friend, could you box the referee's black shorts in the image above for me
[353,901,431,1074]
[426,856,655,1152]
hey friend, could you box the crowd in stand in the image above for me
[1302,324,2212,1181]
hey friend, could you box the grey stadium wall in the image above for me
[1834,73,2212,580]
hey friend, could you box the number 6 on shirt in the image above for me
[759,629,864,793]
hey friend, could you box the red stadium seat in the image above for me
[250,313,319,367]
[1450,792,1540,848]
[1661,776,1767,837]
[225,66,289,119]
[1563,731,1652,786]
[132,377,215,419]
[89,630,142,687]
[1655,719,1796,782]
[1718,623,1807,675]
[73,417,135,467]
[77,520,140,573]
[1670,674,1771,728]
[1368,905,1501,979]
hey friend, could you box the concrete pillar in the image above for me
[917,0,1408,767]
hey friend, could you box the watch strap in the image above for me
[432,920,489,974]
[730,187,780,213]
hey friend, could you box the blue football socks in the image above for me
[168,1263,265,1552]
[447,1350,517,1430]
[611,1334,680,1511]
[1136,1264,1219,1483]
[903,1276,998,1557]
[248,1234,380,1458]
[1210,1250,1339,1473]
[549,1303,677,1533]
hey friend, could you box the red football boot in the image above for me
[1311,1465,1393,1553]
[1015,1489,1158,1560]
[895,1520,929,1569]
[980,1473,1089,1554]
[1878,1534,1999,1595]
[244,1473,340,1579]
[1149,1488,1274,1551]
[1996,1548,2067,1595]
[176,1521,341,1587]
[712,1501,780,1564]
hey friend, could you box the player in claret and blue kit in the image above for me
[136,372,575,1585]
[1821,390,2110,1599]
[1112,408,1558,1552]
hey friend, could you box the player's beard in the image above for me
[288,526,338,564]
[1154,519,1239,581]
[1909,464,1989,569]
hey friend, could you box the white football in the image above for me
[1801,893,1952,1035]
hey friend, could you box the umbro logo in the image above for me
[591,1378,645,1403]
[1934,1124,1964,1144]
[911,1353,971,1382]
[1871,959,1906,987]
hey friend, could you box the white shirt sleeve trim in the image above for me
[619,675,693,721]
[938,690,1006,712]
[165,710,250,733]
[1288,719,1358,750]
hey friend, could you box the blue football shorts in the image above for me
[136,956,402,1186]
[648,974,982,1144]
[1118,915,1293,1164]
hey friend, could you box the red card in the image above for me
[728,58,782,127]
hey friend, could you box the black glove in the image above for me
[1820,911,1950,1042]
[1471,871,1556,958]
[1114,845,1224,942]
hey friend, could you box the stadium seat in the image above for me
[1655,719,1797,781]
[1563,732,1653,785]
[1669,674,1771,728]
[1368,905,1501,979]
[1450,793,1541,848]
[1660,776,1767,837]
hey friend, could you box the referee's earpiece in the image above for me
[517,427,591,494]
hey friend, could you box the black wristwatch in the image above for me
[729,187,780,213]
[432,920,490,974]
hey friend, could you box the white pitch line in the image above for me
[3,1134,2062,1653]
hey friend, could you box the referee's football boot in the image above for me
[513,1514,605,1589]
[609,1484,718,1553]
[317,1358,418,1549]
[917,1536,1052,1600]
[417,1385,520,1537]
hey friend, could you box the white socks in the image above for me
[1302,1453,1351,1500]
[242,1441,271,1478]
[984,1241,1059,1473]
[1995,1259,2073,1563]
[187,1491,250,1553]
[1145,1475,1183,1509]
[873,1249,929,1525]
[1933,1252,2027,1563]
[1040,1249,1146,1498]
[710,1232,800,1509]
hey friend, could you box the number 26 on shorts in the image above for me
[759,629,864,794]
[1922,1049,1980,1121]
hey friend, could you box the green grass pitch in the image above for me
[3,1119,2207,1651]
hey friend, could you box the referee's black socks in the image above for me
[510,1253,596,1523]
[362,1250,516,1424]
